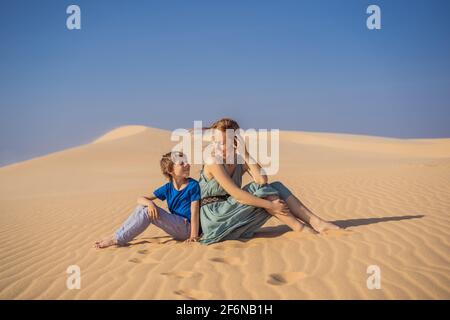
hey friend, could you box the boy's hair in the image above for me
[160,151,185,180]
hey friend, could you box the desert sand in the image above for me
[0,125,449,299]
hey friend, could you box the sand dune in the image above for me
[93,125,151,144]
[0,126,449,299]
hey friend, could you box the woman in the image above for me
[199,118,339,245]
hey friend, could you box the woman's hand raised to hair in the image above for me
[234,133,246,154]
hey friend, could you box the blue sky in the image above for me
[1,0,450,166]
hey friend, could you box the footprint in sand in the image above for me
[267,272,306,286]
[161,271,202,279]
[174,289,211,300]
[128,258,158,268]
[209,257,242,266]
[137,249,149,254]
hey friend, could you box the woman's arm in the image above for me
[186,200,200,242]
[242,149,268,185]
[207,164,284,212]
[236,135,267,185]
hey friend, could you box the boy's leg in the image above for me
[151,207,191,241]
[114,205,151,246]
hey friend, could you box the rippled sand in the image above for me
[1,126,449,299]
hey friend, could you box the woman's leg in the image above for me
[263,195,310,232]
[269,181,340,232]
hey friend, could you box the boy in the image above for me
[94,151,201,248]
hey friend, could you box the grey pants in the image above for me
[114,205,191,246]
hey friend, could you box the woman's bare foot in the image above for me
[298,223,317,234]
[94,235,118,249]
[309,217,340,233]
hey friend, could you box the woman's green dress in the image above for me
[199,163,293,245]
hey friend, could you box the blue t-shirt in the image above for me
[153,178,201,222]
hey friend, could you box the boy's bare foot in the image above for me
[94,236,118,249]
[310,217,341,233]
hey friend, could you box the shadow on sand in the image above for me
[119,215,426,245]
[331,214,424,228]
[252,214,425,239]
[122,235,175,247]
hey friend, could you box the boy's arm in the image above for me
[137,195,158,206]
[137,195,161,220]
[186,200,200,242]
